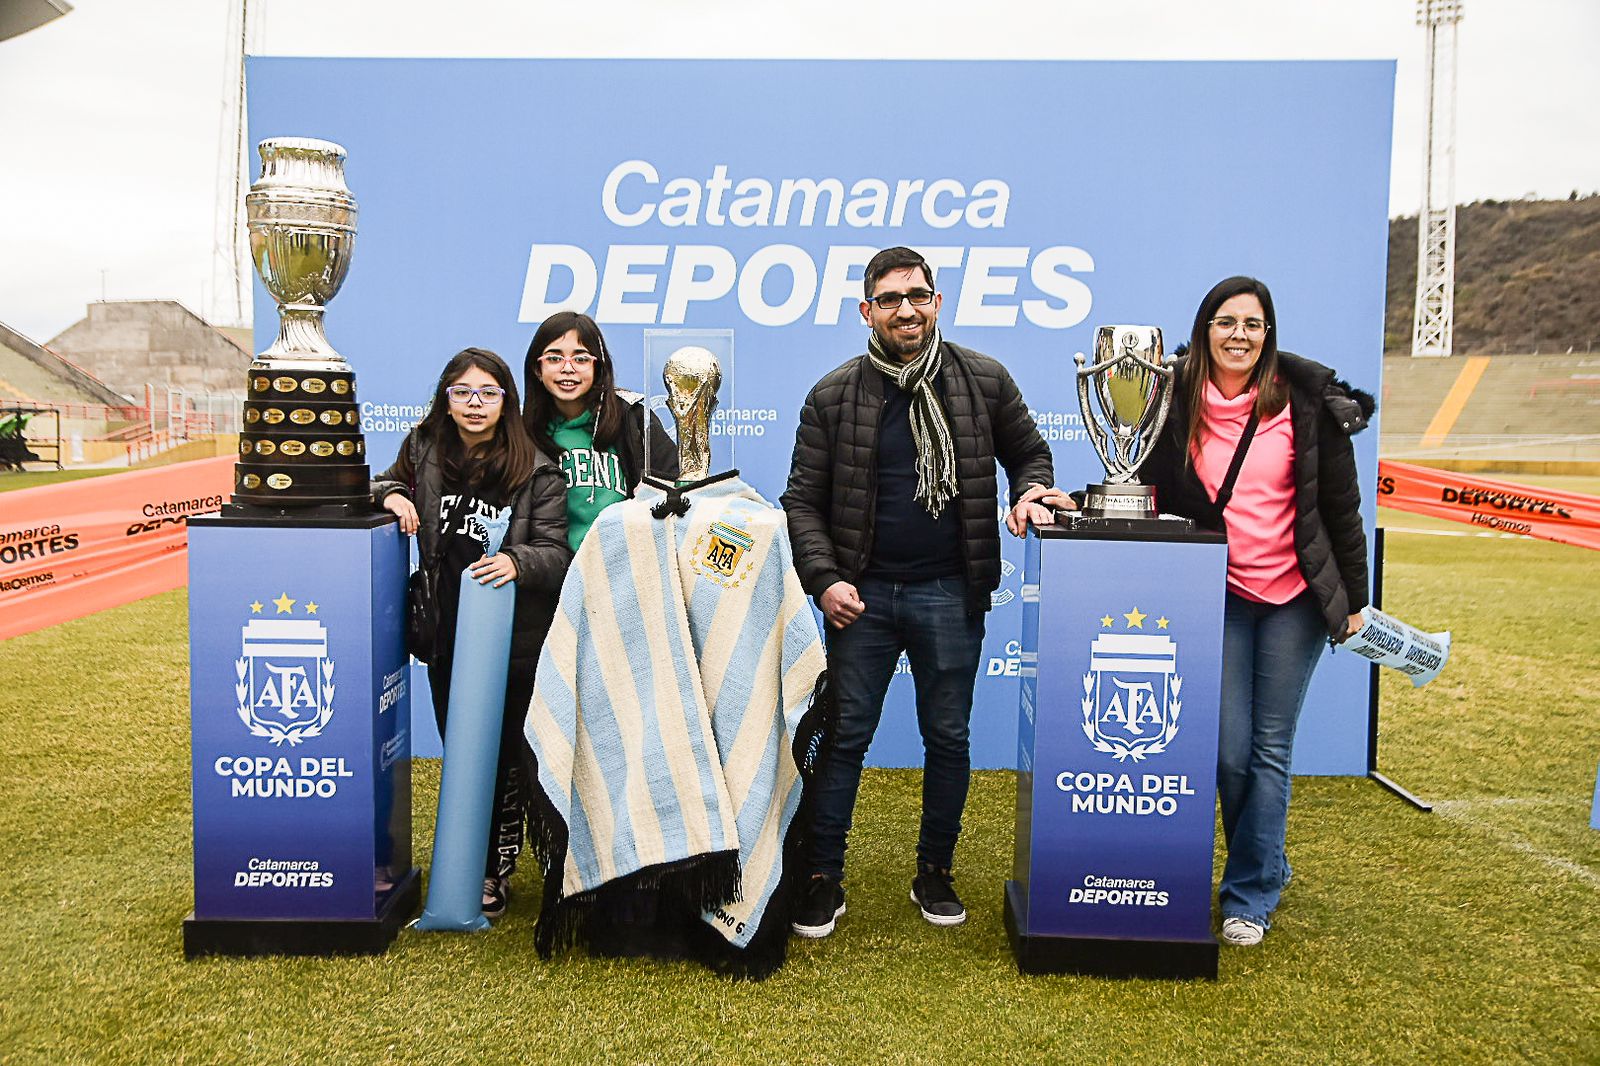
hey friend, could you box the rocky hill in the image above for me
[1386,195,1600,354]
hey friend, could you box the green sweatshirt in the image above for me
[550,409,628,551]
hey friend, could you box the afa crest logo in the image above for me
[1080,607,1182,763]
[234,592,335,746]
[691,520,756,589]
[990,557,1017,608]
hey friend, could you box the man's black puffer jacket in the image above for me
[1144,350,1375,639]
[780,341,1054,615]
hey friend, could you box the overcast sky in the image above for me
[1,0,1595,340]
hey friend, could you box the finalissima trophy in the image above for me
[1071,324,1179,525]
[233,138,369,510]
[1009,322,1223,979]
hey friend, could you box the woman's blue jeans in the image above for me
[808,576,985,880]
[1217,589,1326,927]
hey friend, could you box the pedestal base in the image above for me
[183,868,421,959]
[1056,511,1196,536]
[1004,880,1217,980]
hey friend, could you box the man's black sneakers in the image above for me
[910,865,967,926]
[791,874,846,938]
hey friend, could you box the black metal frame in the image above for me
[1366,527,1434,811]
[0,403,63,471]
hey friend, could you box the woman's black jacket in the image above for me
[1143,351,1375,639]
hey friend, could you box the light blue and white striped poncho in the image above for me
[524,476,825,954]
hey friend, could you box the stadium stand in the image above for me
[1381,352,1600,468]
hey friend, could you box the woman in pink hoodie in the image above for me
[1144,275,1374,948]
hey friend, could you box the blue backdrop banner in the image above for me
[248,57,1393,773]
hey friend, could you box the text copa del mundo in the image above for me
[214,755,354,798]
[519,160,1095,328]
[1057,771,1197,817]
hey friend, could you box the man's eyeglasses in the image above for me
[445,385,506,405]
[1209,316,1270,336]
[865,289,936,311]
[539,353,596,369]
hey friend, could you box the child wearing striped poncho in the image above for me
[523,475,828,977]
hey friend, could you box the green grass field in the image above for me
[0,467,118,492]
[2,524,1596,1064]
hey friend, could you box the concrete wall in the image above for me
[46,301,251,402]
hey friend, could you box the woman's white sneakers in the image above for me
[1221,917,1265,946]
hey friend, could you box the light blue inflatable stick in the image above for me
[414,507,514,932]
[1590,759,1600,831]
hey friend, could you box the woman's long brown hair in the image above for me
[521,311,624,460]
[1182,275,1288,460]
[391,347,538,504]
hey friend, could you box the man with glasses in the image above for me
[781,245,1057,938]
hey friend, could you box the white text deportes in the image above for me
[521,244,1093,328]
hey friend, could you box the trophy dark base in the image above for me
[1003,880,1218,980]
[183,868,421,959]
[193,503,389,528]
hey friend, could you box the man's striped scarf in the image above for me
[867,326,958,518]
[523,476,826,971]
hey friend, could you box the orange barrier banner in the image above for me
[1377,460,1600,551]
[0,456,234,641]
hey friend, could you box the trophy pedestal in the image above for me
[183,512,418,957]
[1009,523,1227,979]
[1058,511,1196,536]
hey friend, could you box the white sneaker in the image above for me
[1221,917,1265,946]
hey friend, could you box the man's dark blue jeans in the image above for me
[808,575,986,879]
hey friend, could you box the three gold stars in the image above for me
[1099,608,1170,630]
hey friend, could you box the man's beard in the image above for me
[874,319,929,359]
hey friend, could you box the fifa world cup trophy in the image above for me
[662,345,722,483]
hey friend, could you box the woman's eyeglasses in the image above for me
[1209,316,1269,336]
[539,353,596,369]
[445,385,506,405]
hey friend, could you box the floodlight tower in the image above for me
[209,0,251,327]
[1411,0,1464,358]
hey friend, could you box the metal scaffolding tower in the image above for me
[209,0,252,328]
[1411,0,1464,358]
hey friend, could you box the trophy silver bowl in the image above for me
[1074,325,1174,520]
[246,137,357,368]
[233,137,369,509]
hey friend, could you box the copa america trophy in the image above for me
[1072,325,1178,524]
[662,345,722,482]
[233,137,370,510]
